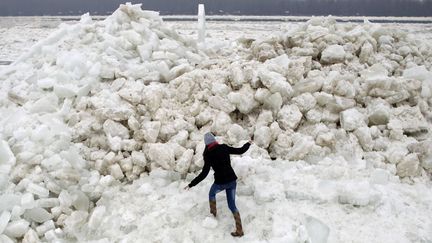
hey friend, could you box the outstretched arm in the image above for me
[188,161,211,188]
[226,142,251,155]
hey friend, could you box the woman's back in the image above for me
[204,144,238,185]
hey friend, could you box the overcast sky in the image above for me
[0,0,431,16]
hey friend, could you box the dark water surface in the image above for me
[1,0,432,17]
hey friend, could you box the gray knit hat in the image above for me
[204,132,216,145]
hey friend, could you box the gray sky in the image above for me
[0,0,431,16]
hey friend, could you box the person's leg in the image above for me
[225,181,238,213]
[225,181,243,237]
[209,183,222,217]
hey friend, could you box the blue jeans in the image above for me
[209,180,238,213]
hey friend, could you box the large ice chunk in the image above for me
[211,112,232,134]
[0,140,16,174]
[23,228,40,242]
[403,66,432,97]
[277,104,303,130]
[270,134,293,159]
[103,119,130,139]
[321,44,346,64]
[72,190,90,211]
[27,183,49,198]
[367,99,390,125]
[64,211,88,229]
[258,68,293,98]
[131,151,147,167]
[254,88,271,104]
[29,94,59,113]
[386,143,409,165]
[0,195,20,213]
[396,153,419,177]
[363,61,389,80]
[58,190,73,207]
[110,164,124,180]
[304,215,330,243]
[354,127,373,152]
[24,208,53,223]
[403,65,430,82]
[340,108,366,132]
[287,135,315,160]
[292,93,317,113]
[407,140,432,171]
[229,64,245,88]
[88,206,106,230]
[35,220,54,237]
[0,211,11,234]
[208,96,235,113]
[263,93,283,113]
[256,110,274,128]
[254,126,272,149]
[227,124,249,145]
[0,234,14,243]
[293,78,323,95]
[175,149,194,174]
[359,41,374,64]
[228,85,259,114]
[141,121,161,143]
[21,193,35,209]
[388,106,428,136]
[37,198,60,208]
[4,219,30,238]
[146,143,175,170]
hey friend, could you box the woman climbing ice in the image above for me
[185,132,251,237]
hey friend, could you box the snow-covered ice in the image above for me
[0,3,432,242]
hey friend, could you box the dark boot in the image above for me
[231,212,244,237]
[209,200,217,217]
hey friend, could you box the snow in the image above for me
[202,216,218,229]
[370,168,390,185]
[0,3,432,243]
